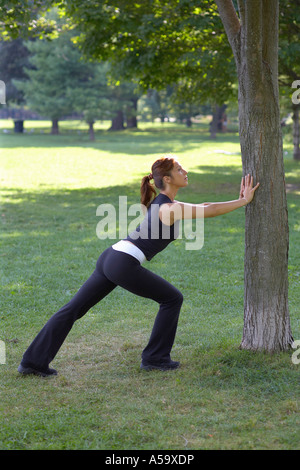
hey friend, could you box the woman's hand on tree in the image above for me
[239,174,260,204]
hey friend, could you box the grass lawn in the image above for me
[0,119,299,450]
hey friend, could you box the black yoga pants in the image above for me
[20,247,183,372]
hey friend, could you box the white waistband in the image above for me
[112,240,146,264]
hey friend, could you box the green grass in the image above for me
[0,119,299,450]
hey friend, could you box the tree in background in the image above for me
[66,66,110,140]
[13,24,138,135]
[0,39,31,106]
[0,38,33,131]
[61,0,237,135]
[14,31,82,133]
[65,61,114,140]
[2,1,299,140]
[105,79,141,131]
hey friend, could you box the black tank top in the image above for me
[126,193,179,261]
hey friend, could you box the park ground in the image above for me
[0,119,299,450]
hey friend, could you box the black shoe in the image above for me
[18,364,58,377]
[140,360,180,371]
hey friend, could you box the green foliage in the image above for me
[62,0,237,105]
[65,62,111,125]
[12,29,139,128]
[2,0,299,111]
[13,32,82,120]
[0,0,58,39]
[0,38,31,105]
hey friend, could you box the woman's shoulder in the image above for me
[152,193,173,206]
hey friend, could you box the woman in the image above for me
[18,156,259,376]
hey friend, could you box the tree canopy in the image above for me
[61,0,236,105]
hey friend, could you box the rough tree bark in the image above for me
[215,0,293,351]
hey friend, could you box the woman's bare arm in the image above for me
[160,174,260,224]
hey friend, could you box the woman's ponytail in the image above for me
[140,173,156,208]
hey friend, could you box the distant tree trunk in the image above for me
[216,0,293,351]
[14,120,24,133]
[109,110,125,131]
[51,119,59,135]
[126,98,138,128]
[292,105,300,160]
[126,115,138,128]
[88,121,95,141]
[210,104,227,138]
[186,116,192,128]
[210,106,218,139]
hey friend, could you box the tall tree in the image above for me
[105,80,141,131]
[215,0,292,351]
[65,62,111,140]
[14,31,82,133]
[0,39,31,105]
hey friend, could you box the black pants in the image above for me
[20,247,183,372]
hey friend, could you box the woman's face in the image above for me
[168,161,188,187]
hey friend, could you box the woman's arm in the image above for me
[160,174,260,224]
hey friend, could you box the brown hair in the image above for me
[140,156,176,208]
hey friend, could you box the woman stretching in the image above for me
[18,156,259,376]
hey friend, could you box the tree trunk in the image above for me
[186,116,192,128]
[210,105,219,139]
[215,0,293,351]
[88,121,95,141]
[292,105,300,160]
[51,119,59,135]
[14,120,24,133]
[109,110,125,131]
[126,98,138,128]
[126,115,138,128]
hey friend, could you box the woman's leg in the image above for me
[19,247,183,374]
[101,249,183,366]
[19,248,116,373]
